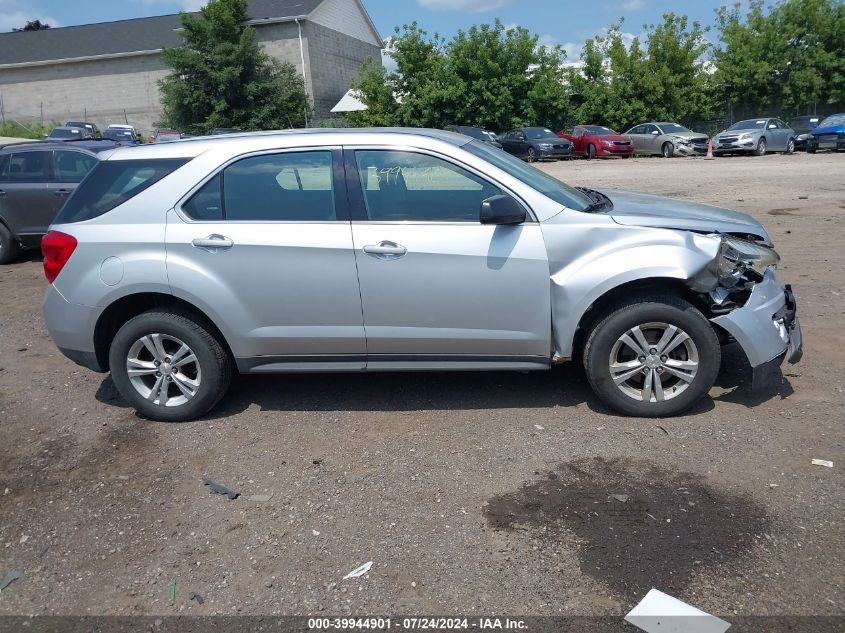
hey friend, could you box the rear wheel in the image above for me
[108,311,233,422]
[583,295,721,417]
[661,142,674,158]
[0,223,20,265]
[587,144,596,160]
[754,137,767,156]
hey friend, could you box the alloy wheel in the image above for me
[527,148,536,163]
[126,333,202,407]
[608,322,699,403]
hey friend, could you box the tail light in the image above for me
[41,230,77,283]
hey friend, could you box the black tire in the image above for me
[582,294,721,417]
[621,154,631,159]
[661,142,674,158]
[754,137,767,156]
[712,151,724,157]
[587,144,596,160]
[526,147,537,163]
[785,138,795,154]
[108,311,233,422]
[0,222,20,265]
[806,144,816,154]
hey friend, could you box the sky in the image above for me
[0,0,738,61]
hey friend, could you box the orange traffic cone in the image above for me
[705,138,714,159]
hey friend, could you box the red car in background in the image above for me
[557,125,634,159]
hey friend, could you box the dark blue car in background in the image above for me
[807,113,845,153]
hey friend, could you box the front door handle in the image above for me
[0,190,6,196]
[192,234,234,252]
[363,241,407,259]
[53,189,71,197]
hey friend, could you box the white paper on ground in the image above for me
[625,588,731,633]
[343,561,373,580]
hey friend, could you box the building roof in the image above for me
[330,89,367,113]
[0,0,326,67]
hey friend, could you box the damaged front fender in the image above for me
[542,220,723,360]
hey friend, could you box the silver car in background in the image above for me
[41,129,802,422]
[623,122,709,158]
[713,118,796,156]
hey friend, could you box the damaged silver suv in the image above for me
[41,129,802,421]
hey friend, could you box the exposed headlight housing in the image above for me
[739,132,753,140]
[718,236,780,286]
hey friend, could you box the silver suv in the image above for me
[42,129,802,421]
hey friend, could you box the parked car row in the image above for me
[446,113,845,162]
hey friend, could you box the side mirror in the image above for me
[651,130,659,135]
[480,195,526,225]
[768,124,777,129]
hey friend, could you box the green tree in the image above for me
[568,16,713,132]
[348,20,573,130]
[158,0,309,134]
[714,0,845,118]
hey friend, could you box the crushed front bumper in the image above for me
[711,268,802,388]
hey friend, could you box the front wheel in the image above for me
[754,138,767,156]
[583,295,721,417]
[526,147,537,163]
[587,144,596,160]
[108,311,233,422]
[661,142,674,158]
[785,138,795,154]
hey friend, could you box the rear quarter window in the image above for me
[54,158,189,223]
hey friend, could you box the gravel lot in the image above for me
[0,151,842,623]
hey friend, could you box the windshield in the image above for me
[583,126,616,135]
[465,140,592,211]
[818,114,845,128]
[104,130,134,141]
[525,127,557,140]
[789,117,819,131]
[50,128,83,139]
[659,123,694,134]
[729,119,767,131]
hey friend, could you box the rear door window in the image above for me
[54,158,189,223]
[7,150,50,182]
[53,151,98,183]
[181,151,337,222]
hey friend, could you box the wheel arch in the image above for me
[93,292,234,372]
[568,277,710,361]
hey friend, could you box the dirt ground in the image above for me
[0,151,842,624]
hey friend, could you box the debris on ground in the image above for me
[611,494,629,503]
[249,493,274,502]
[811,459,833,468]
[343,561,373,580]
[625,588,731,633]
[169,579,177,604]
[18,535,29,544]
[190,592,204,605]
[534,425,545,430]
[203,478,240,500]
[0,570,23,592]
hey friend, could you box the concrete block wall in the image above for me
[304,21,381,119]
[0,19,381,132]
[0,54,169,134]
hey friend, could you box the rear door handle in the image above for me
[0,190,6,196]
[192,234,234,252]
[363,241,407,259]
[53,188,71,197]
